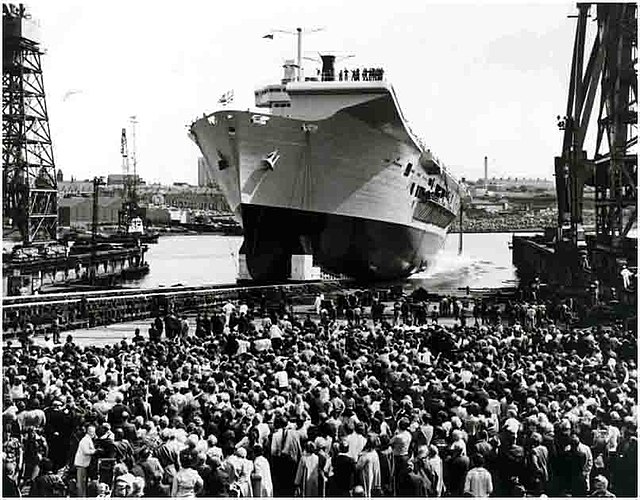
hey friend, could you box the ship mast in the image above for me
[296,27,302,81]
[265,27,324,82]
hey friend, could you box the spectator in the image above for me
[252,444,273,497]
[29,457,65,497]
[171,450,203,497]
[1,286,636,498]
[356,434,381,497]
[74,424,96,497]
[590,474,616,497]
[464,453,493,497]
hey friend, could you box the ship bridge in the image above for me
[255,54,388,118]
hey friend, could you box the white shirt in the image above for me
[275,371,289,388]
[254,338,272,352]
[269,325,283,339]
[74,434,95,467]
[237,339,250,355]
[90,363,107,384]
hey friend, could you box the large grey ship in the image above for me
[189,37,461,281]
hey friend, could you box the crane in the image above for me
[118,124,140,234]
[554,3,637,282]
[3,4,59,244]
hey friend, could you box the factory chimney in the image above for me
[484,156,488,190]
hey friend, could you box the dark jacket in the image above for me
[29,473,66,497]
[397,469,428,497]
[329,453,355,496]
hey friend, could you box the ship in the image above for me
[189,32,461,282]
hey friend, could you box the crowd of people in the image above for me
[449,210,596,234]
[2,285,329,348]
[2,287,637,498]
[337,68,385,82]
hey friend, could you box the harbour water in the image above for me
[133,232,520,291]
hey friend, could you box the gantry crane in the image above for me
[3,3,58,244]
[554,2,637,283]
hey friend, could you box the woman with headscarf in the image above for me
[295,441,320,497]
[356,434,382,497]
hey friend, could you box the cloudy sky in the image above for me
[29,1,578,185]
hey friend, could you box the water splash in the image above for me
[407,235,517,292]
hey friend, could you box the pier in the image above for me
[3,244,148,296]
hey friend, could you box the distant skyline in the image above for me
[30,1,578,185]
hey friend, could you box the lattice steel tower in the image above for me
[555,2,637,273]
[3,3,58,244]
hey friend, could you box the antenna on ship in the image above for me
[263,27,324,81]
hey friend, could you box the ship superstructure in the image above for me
[190,32,460,281]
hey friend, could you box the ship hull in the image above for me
[240,203,446,281]
[190,87,459,282]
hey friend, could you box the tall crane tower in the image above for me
[3,4,58,244]
[554,2,637,282]
[118,118,140,233]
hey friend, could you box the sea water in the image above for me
[134,232,520,291]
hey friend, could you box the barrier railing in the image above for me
[2,280,349,339]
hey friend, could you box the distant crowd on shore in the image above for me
[2,282,637,498]
[450,211,596,233]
